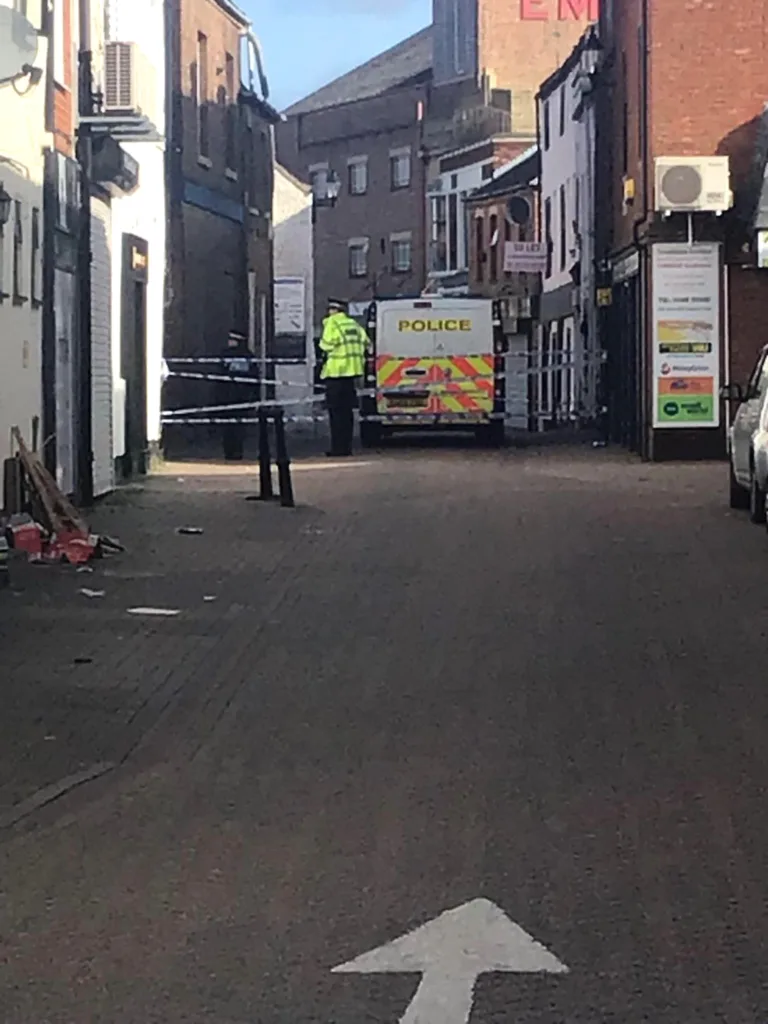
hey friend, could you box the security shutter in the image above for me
[91,196,115,497]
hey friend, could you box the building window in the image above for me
[390,149,411,190]
[559,185,567,271]
[543,99,550,150]
[348,158,368,196]
[489,213,499,283]
[30,207,41,307]
[391,234,412,274]
[482,162,494,180]
[196,32,210,159]
[13,201,26,306]
[431,195,447,272]
[544,196,552,278]
[475,216,484,283]
[559,86,566,135]
[447,192,458,270]
[348,240,368,278]
[225,51,236,172]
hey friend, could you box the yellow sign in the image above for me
[596,287,612,307]
[131,247,148,271]
[398,319,472,332]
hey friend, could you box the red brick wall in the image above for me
[53,0,74,155]
[467,186,539,295]
[649,0,768,185]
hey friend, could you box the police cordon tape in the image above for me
[167,358,605,391]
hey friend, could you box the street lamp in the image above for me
[0,183,11,228]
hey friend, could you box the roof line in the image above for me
[282,25,431,116]
[275,162,312,194]
[211,0,249,27]
[537,23,600,100]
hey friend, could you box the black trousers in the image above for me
[325,377,357,455]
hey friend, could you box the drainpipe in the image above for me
[75,0,94,505]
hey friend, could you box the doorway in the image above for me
[119,234,148,478]
[54,268,77,495]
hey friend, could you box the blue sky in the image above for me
[251,0,432,111]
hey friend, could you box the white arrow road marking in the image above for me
[332,897,568,1024]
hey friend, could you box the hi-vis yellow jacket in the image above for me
[319,313,370,380]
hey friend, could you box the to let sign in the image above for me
[520,0,599,20]
[504,241,548,274]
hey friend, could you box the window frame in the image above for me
[12,200,27,306]
[196,32,210,161]
[390,233,413,274]
[390,148,412,191]
[347,157,368,196]
[348,238,369,279]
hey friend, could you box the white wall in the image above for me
[106,0,166,450]
[0,0,49,463]
[540,77,578,297]
[538,36,600,421]
[273,163,314,423]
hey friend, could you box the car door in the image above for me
[732,348,768,483]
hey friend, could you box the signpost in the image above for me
[503,241,548,275]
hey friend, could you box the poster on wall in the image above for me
[651,243,720,429]
[274,277,306,336]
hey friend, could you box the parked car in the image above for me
[724,344,768,523]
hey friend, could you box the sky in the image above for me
[251,0,432,112]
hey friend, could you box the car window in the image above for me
[748,352,768,398]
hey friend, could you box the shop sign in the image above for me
[520,0,599,20]
[503,241,547,274]
[651,243,720,429]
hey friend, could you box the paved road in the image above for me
[2,447,767,1023]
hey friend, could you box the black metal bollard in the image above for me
[257,408,273,500]
[273,407,295,509]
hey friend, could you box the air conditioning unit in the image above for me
[654,156,731,213]
[104,41,156,120]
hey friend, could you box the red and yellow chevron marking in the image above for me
[376,355,494,413]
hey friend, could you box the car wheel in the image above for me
[749,471,766,524]
[730,461,750,509]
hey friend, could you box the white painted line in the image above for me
[127,607,181,617]
[332,898,568,1024]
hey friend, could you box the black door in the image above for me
[119,235,149,478]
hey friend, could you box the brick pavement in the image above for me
[0,456,342,829]
[5,446,768,1024]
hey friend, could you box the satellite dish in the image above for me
[0,5,38,82]
[506,195,531,226]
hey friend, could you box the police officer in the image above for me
[319,298,369,457]
[217,330,252,460]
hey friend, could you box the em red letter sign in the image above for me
[520,0,549,19]
[558,0,599,18]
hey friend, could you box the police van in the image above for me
[359,296,507,446]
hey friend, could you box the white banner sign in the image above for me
[274,276,306,335]
[651,243,720,429]
[503,241,547,274]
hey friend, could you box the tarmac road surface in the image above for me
[1,447,767,1023]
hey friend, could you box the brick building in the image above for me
[465,146,541,429]
[164,0,279,373]
[595,0,768,459]
[276,31,431,327]
[277,0,596,329]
